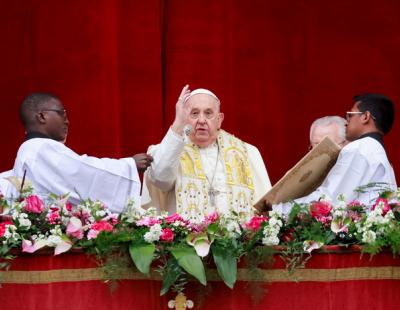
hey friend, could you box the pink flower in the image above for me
[310,201,332,217]
[87,221,114,240]
[245,216,268,231]
[47,211,61,225]
[22,239,46,253]
[66,217,84,240]
[65,202,73,212]
[310,201,332,224]
[165,213,184,224]
[24,195,44,214]
[205,212,219,224]
[136,217,162,227]
[0,221,13,237]
[160,228,174,242]
[372,198,391,216]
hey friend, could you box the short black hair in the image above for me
[19,93,59,127]
[353,93,395,135]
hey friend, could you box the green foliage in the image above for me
[170,245,206,286]
[159,257,187,296]
[212,243,237,288]
[129,242,155,275]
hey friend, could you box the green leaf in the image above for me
[212,244,237,289]
[160,258,183,296]
[129,242,155,274]
[170,245,206,285]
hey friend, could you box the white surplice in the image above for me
[141,128,272,215]
[274,137,397,215]
[8,138,141,213]
[0,169,13,197]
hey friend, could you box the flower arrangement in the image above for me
[1,181,400,296]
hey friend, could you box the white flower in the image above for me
[46,235,62,247]
[362,230,376,244]
[95,210,106,217]
[262,235,280,246]
[19,217,32,229]
[144,224,162,243]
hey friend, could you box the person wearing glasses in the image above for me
[309,116,348,149]
[5,93,153,213]
[273,93,396,215]
[142,85,271,223]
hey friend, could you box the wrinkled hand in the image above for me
[133,153,154,173]
[171,84,191,135]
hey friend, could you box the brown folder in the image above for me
[254,137,341,211]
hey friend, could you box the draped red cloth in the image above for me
[0,0,399,183]
[1,249,400,309]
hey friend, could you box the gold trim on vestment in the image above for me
[176,130,255,222]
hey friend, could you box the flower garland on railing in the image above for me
[1,180,400,295]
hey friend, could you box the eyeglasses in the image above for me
[345,111,364,121]
[345,111,376,121]
[189,110,218,120]
[41,109,67,117]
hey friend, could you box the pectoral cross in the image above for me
[208,186,220,206]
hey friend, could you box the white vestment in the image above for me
[0,169,13,197]
[8,138,141,213]
[274,137,397,215]
[142,128,271,218]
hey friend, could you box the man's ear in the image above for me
[362,111,374,124]
[218,112,224,129]
[36,112,47,124]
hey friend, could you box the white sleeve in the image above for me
[246,143,272,203]
[146,128,185,192]
[19,141,140,214]
[295,147,369,204]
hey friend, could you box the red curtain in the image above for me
[0,0,399,184]
[1,251,400,309]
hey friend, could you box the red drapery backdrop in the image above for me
[1,250,400,309]
[0,0,399,184]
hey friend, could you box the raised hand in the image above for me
[171,85,191,135]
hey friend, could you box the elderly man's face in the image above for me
[187,94,224,148]
[311,123,345,148]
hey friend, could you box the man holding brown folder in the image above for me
[273,93,397,215]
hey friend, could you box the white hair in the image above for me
[309,115,346,143]
[185,88,221,111]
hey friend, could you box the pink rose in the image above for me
[136,217,162,227]
[0,221,13,237]
[372,198,391,216]
[245,216,268,231]
[24,195,44,214]
[47,211,61,224]
[165,213,184,224]
[160,228,174,242]
[310,201,332,218]
[87,221,114,240]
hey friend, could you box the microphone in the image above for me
[183,125,192,143]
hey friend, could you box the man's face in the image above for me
[311,123,345,148]
[187,94,224,148]
[41,98,69,143]
[345,102,364,142]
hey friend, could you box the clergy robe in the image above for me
[274,135,397,215]
[141,128,271,218]
[8,138,140,213]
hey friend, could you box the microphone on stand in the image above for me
[183,125,192,143]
